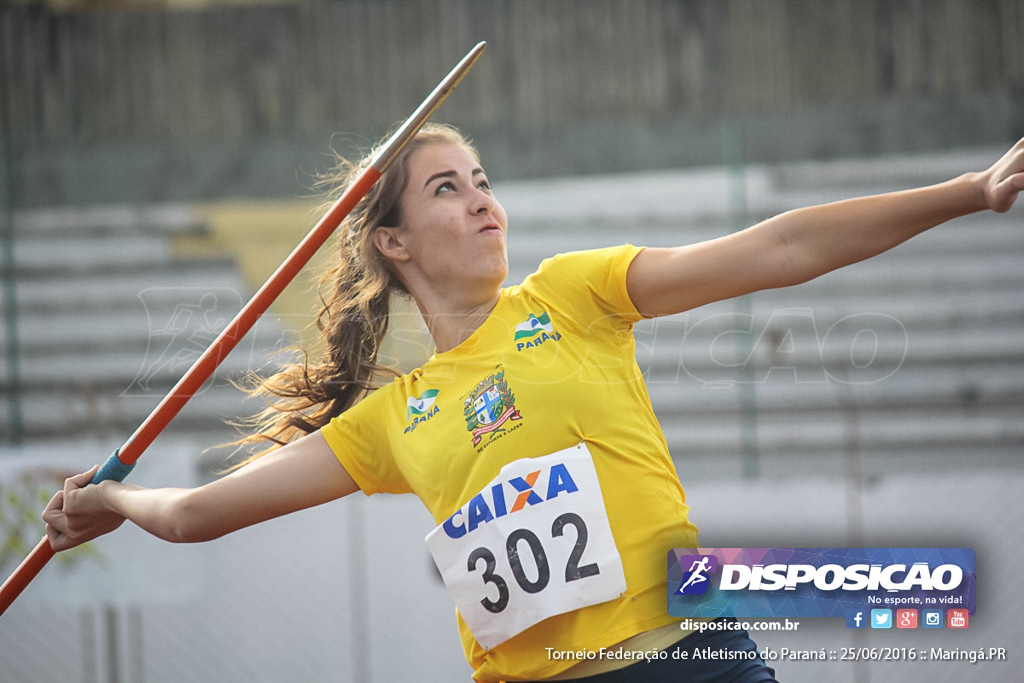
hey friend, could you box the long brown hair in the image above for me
[231,122,478,463]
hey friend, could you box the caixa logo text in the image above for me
[720,562,964,592]
[442,463,579,539]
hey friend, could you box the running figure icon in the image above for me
[679,556,713,593]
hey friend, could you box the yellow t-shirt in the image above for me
[322,245,699,681]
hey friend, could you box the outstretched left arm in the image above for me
[627,138,1024,318]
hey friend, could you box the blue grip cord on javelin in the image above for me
[91,450,136,484]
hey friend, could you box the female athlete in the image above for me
[42,124,1023,681]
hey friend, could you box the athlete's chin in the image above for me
[476,260,508,292]
[477,249,508,280]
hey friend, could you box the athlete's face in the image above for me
[380,142,509,299]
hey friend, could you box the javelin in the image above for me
[0,41,487,617]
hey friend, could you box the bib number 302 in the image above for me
[470,511,598,613]
[426,444,626,650]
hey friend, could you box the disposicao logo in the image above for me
[674,555,718,595]
[667,548,976,620]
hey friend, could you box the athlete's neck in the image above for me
[416,290,502,354]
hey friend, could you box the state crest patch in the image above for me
[463,365,523,448]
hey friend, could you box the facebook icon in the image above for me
[845,609,867,629]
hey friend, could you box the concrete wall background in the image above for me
[2,0,1023,206]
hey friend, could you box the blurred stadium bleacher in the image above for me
[4,148,1023,475]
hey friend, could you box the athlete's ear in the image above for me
[372,226,411,262]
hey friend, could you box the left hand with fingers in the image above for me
[41,466,128,552]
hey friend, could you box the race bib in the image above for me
[425,443,626,650]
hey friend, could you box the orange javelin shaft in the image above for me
[0,41,486,617]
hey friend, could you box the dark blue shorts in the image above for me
[527,618,779,682]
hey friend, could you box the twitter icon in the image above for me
[870,609,892,629]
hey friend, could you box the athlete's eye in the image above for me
[477,178,492,191]
[435,181,456,195]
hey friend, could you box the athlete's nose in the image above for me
[471,187,495,215]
